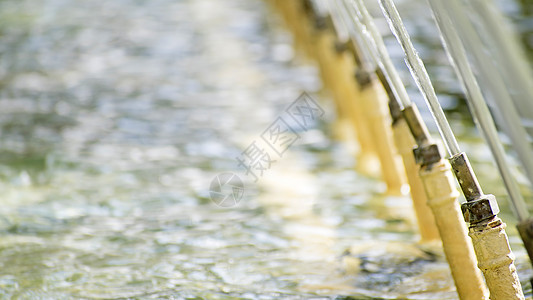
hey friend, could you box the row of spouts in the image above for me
[269,0,533,299]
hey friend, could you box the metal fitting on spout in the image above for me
[301,0,327,31]
[373,71,442,166]
[342,40,364,68]
[449,152,483,199]
[449,152,500,224]
[334,40,349,54]
[461,194,500,224]
[301,0,313,19]
[375,67,402,125]
[413,144,442,167]
[388,94,402,125]
[401,105,442,167]
[402,105,431,146]
[315,12,357,61]
[354,68,372,89]
[302,0,333,31]
[336,38,361,56]
[314,16,328,31]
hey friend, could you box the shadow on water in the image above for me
[0,0,531,299]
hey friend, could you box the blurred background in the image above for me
[0,0,531,298]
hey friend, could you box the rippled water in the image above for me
[0,0,531,299]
